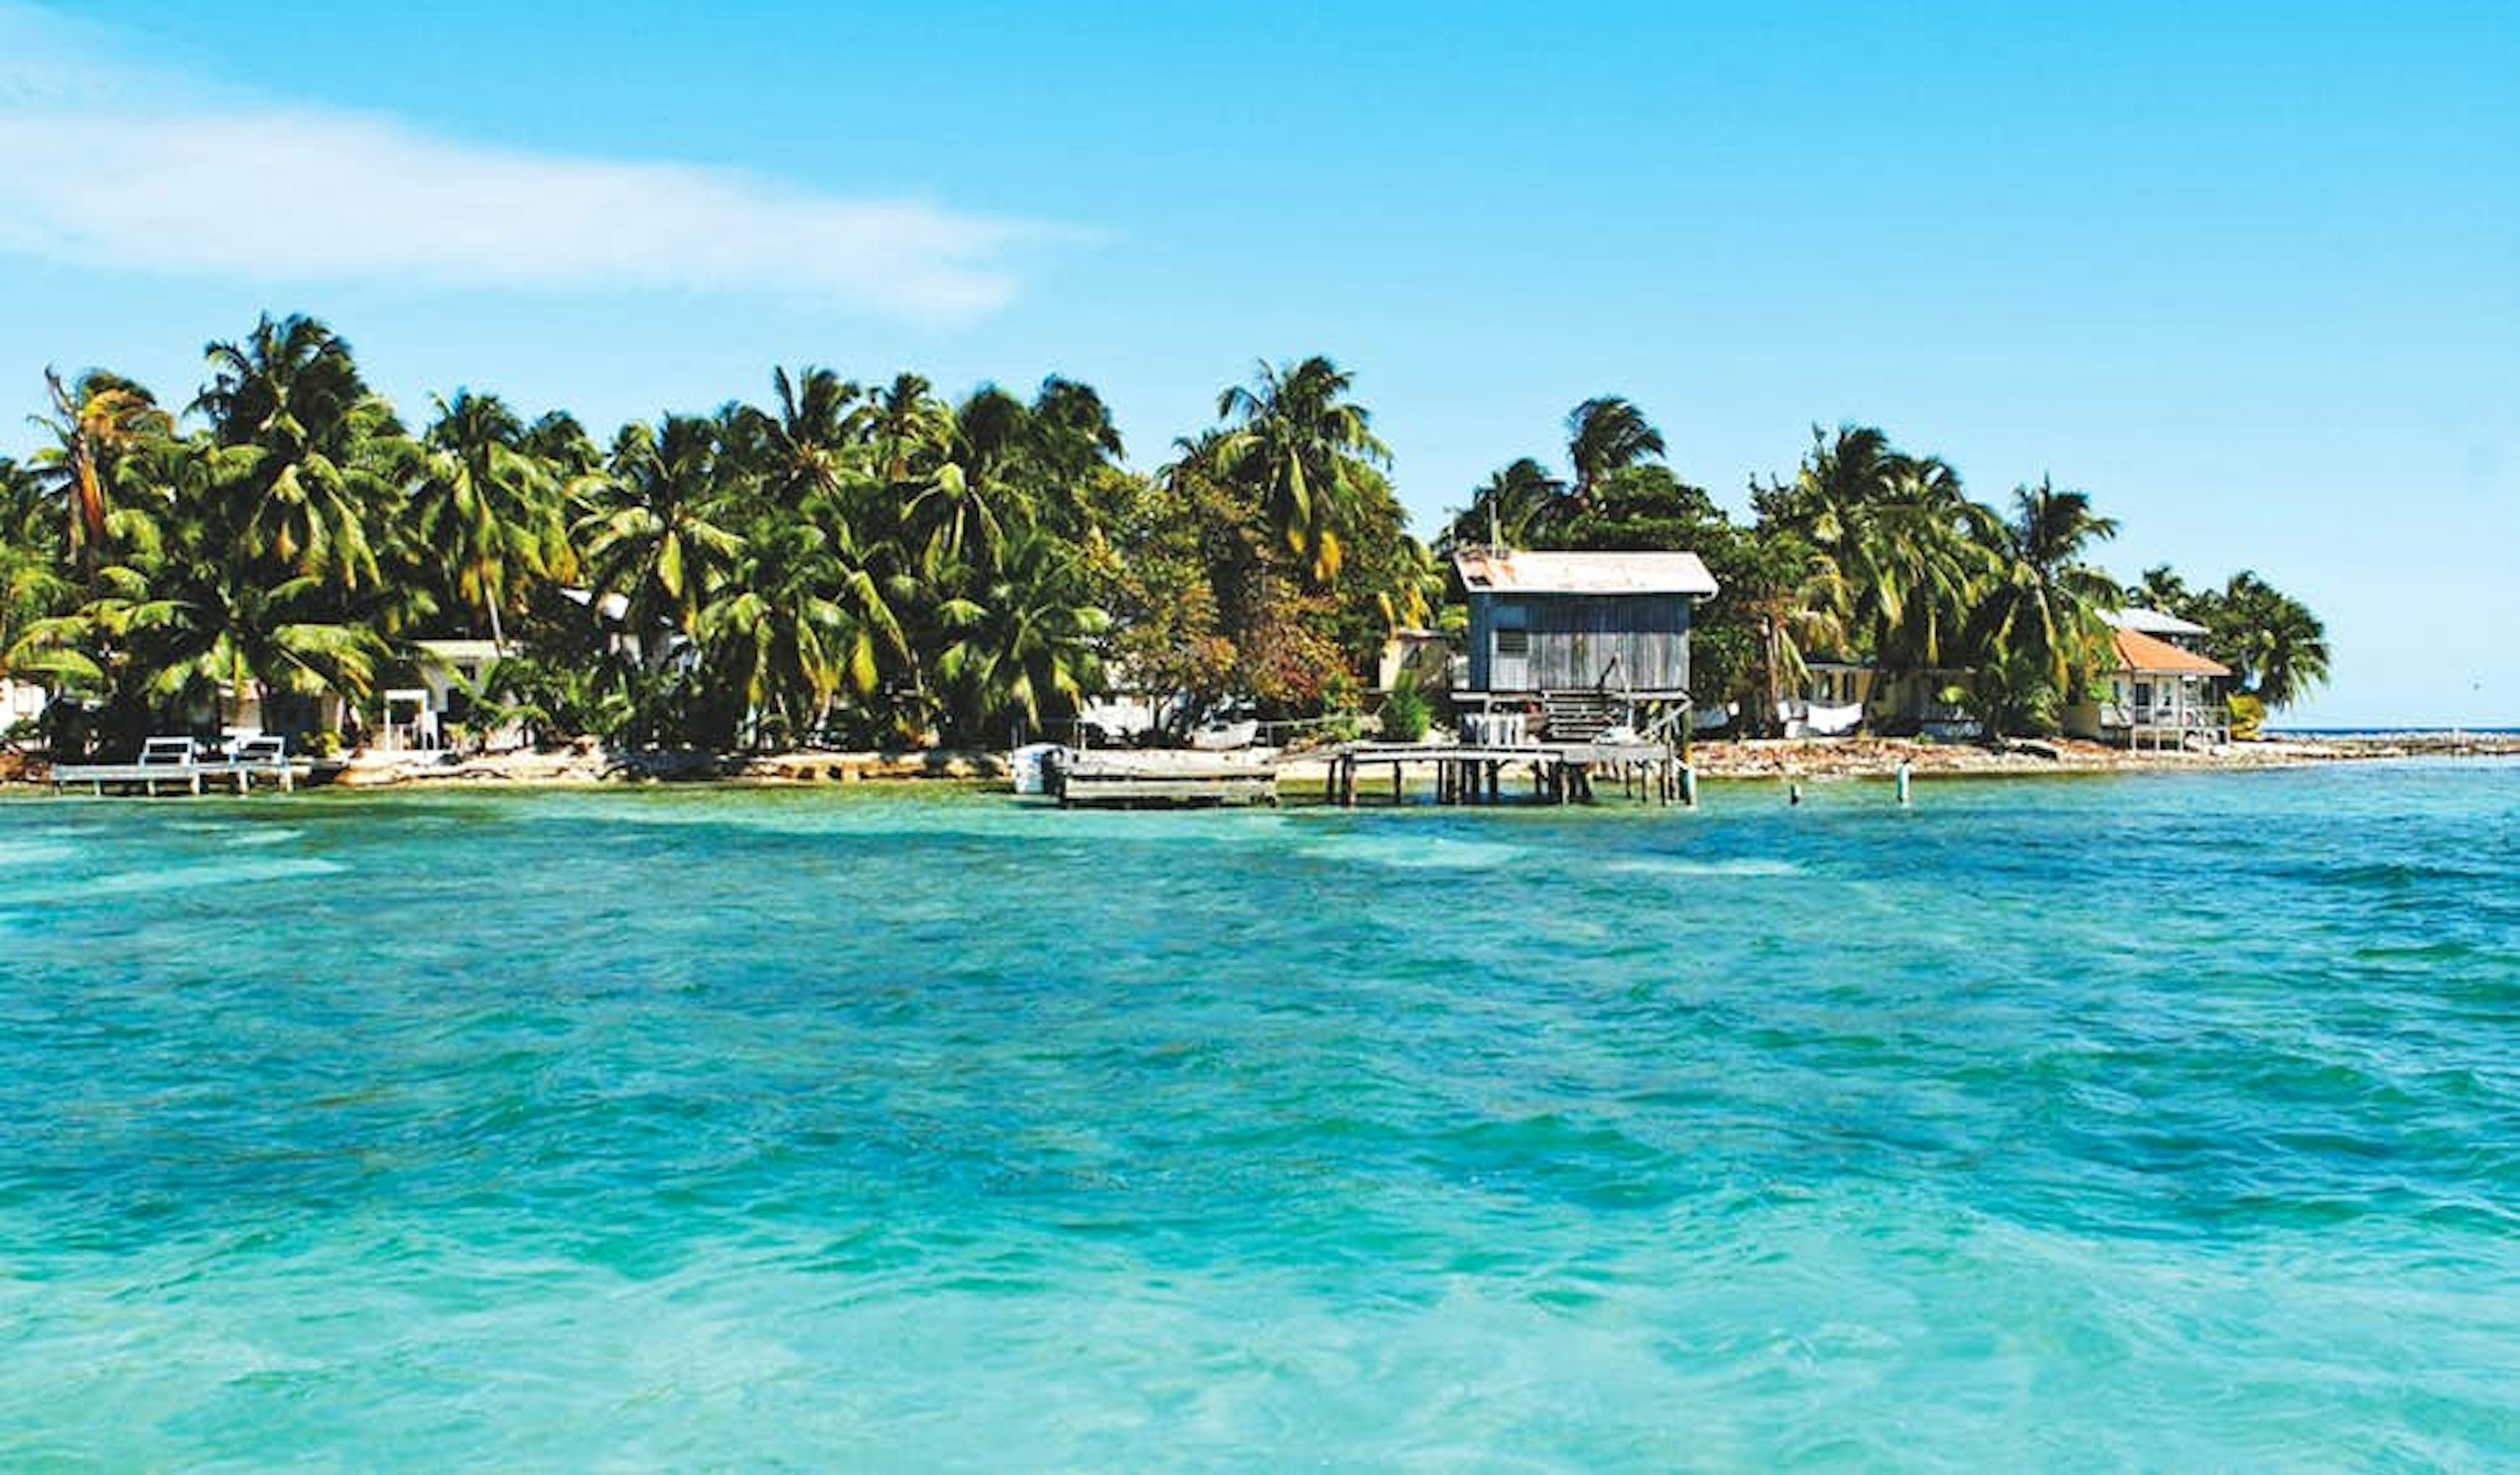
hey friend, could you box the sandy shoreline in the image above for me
[53,729,2488,792]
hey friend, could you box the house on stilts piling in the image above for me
[1327,547,1720,807]
[1452,547,1718,741]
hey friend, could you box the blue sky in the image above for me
[3,1,2513,725]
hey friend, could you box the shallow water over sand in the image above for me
[2,761,2513,1465]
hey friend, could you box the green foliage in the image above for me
[0,317,2328,763]
[1379,670,1432,742]
[1964,478,2120,700]
[1965,646,2063,738]
[2227,691,2267,740]
[2136,566,2330,711]
[476,656,635,746]
[1755,425,1998,691]
[1209,356,1389,586]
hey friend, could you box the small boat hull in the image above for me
[1186,719,1259,752]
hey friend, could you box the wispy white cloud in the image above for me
[0,7,1051,320]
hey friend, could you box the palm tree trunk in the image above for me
[1761,616,1782,738]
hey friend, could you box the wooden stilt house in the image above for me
[1452,548,1719,740]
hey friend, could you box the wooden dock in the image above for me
[1041,738,1689,811]
[50,741,298,796]
[1326,740,1686,806]
[1052,750,1279,808]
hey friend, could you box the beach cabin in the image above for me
[1791,658,1980,740]
[1453,548,1717,738]
[1789,658,1871,737]
[1376,628,1456,695]
[2070,609,2231,749]
[210,687,347,747]
[0,676,50,735]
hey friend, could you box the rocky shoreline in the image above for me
[318,744,1016,788]
[1662,733,2520,780]
[8,730,2510,794]
[297,730,2520,790]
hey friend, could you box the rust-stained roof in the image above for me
[2114,626,2230,676]
[1452,548,1718,597]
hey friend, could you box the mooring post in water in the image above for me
[1681,763,1698,809]
[1895,760,1912,807]
[1788,780,1802,807]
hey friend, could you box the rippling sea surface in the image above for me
[2,761,2513,1467]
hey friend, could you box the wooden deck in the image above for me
[1052,750,1279,808]
[49,757,297,796]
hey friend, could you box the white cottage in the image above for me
[2068,610,2231,748]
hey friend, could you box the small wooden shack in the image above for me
[1453,547,1719,738]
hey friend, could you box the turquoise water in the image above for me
[2,763,2513,1467]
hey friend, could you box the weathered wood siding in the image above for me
[1466,592,1692,695]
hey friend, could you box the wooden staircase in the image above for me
[1539,690,1627,742]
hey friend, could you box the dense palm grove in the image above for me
[0,313,2327,759]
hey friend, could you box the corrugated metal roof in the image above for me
[2114,626,2231,676]
[1452,548,1718,596]
[413,639,503,661]
[2107,607,2210,637]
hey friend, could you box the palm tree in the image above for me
[1868,453,1998,680]
[1211,356,1389,584]
[1757,427,1992,695]
[521,410,603,479]
[1970,479,2121,700]
[1723,528,1843,735]
[24,502,383,738]
[1443,458,1566,550]
[2250,596,2331,710]
[0,458,69,688]
[7,436,221,746]
[576,416,746,659]
[194,314,410,592]
[470,654,634,747]
[144,570,385,737]
[700,503,907,744]
[1565,396,1666,510]
[413,390,566,652]
[2135,565,2192,614]
[29,368,172,580]
[2215,571,2331,708]
[935,527,1107,740]
[1376,536,1444,632]
[868,372,952,486]
[908,386,1033,575]
[1027,376,1126,484]
[735,366,867,511]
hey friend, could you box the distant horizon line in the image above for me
[2267,725,2520,735]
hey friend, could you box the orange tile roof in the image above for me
[2114,626,2230,676]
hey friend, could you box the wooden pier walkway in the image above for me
[1045,738,1690,810]
[1328,740,1686,807]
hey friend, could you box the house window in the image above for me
[1496,629,1530,658]
[2133,681,2153,708]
